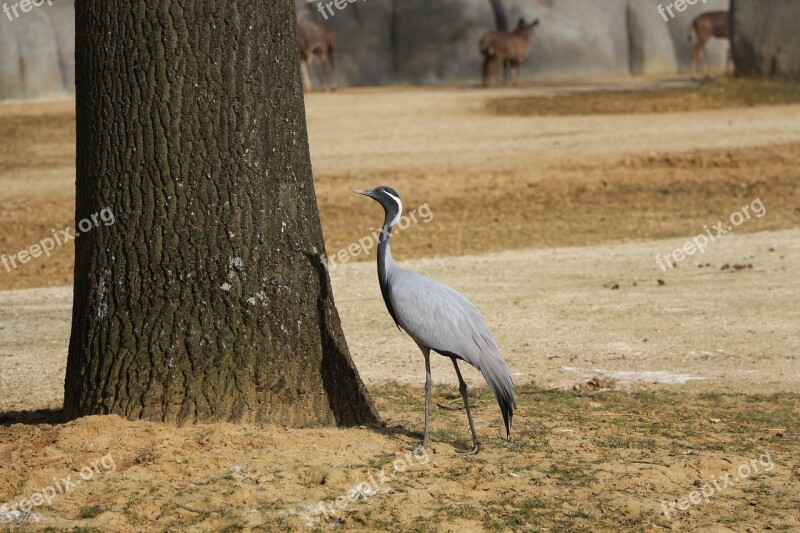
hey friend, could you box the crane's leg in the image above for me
[422,348,432,449]
[451,358,481,455]
[406,347,432,452]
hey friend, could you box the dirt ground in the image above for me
[3,227,799,413]
[2,79,800,291]
[487,78,800,116]
[1,79,799,531]
[0,388,797,532]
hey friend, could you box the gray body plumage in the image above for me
[357,185,516,451]
[382,243,516,435]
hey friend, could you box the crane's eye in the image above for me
[378,188,385,192]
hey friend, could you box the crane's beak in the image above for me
[352,189,372,197]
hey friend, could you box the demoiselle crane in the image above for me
[354,186,516,454]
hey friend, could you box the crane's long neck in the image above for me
[377,221,394,290]
[377,218,401,328]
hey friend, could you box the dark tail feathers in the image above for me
[480,356,517,439]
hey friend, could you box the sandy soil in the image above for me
[2,227,798,414]
[1,80,799,531]
[0,389,797,532]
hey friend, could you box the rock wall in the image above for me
[630,0,729,73]
[0,0,74,100]
[0,0,743,101]
[298,0,731,86]
[731,0,800,80]
[512,0,632,78]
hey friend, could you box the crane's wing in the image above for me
[388,268,516,436]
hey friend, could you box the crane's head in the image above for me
[353,186,403,228]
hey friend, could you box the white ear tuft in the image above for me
[384,190,403,227]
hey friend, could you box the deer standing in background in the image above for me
[688,11,731,77]
[296,14,337,91]
[480,18,540,87]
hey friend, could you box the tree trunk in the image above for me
[488,0,508,32]
[65,0,379,426]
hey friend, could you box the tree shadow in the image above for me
[305,250,382,427]
[369,423,482,454]
[368,422,419,441]
[0,409,65,426]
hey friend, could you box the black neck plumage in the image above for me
[377,221,400,329]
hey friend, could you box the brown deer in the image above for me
[480,18,540,87]
[296,14,336,92]
[688,11,731,76]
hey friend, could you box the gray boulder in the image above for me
[0,14,24,99]
[15,8,63,99]
[48,0,76,93]
[300,0,728,85]
[393,0,495,84]
[628,0,684,74]
[507,0,630,78]
[11,0,791,101]
[731,0,800,80]
[298,1,397,86]
[0,0,74,100]
[657,0,730,72]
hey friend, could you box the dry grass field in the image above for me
[1,79,799,531]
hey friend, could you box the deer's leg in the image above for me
[301,60,313,92]
[725,46,732,76]
[693,36,710,76]
[311,50,326,91]
[488,57,500,87]
[328,47,337,91]
[513,61,522,87]
[493,58,503,87]
[317,56,329,91]
[482,56,492,87]
[702,47,709,76]
[690,44,702,77]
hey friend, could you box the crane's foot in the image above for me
[455,441,481,455]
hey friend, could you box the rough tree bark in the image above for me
[65,0,379,426]
[488,0,508,32]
